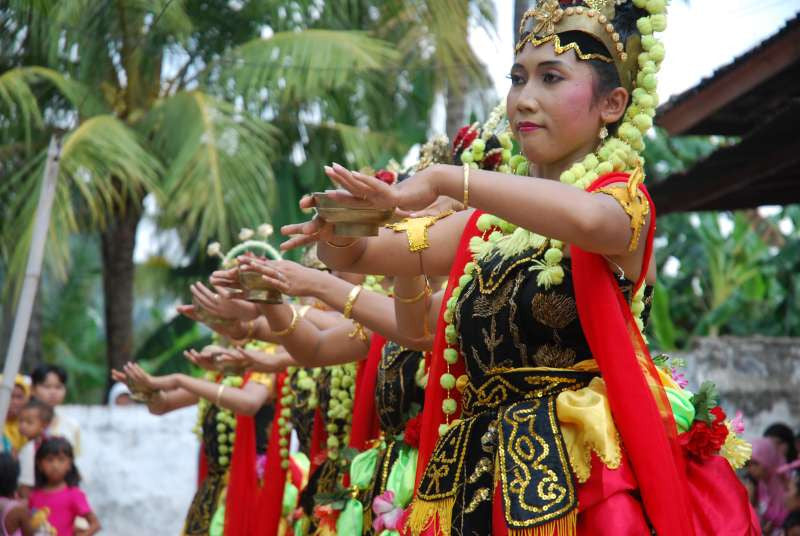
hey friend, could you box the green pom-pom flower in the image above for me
[444,348,459,364]
[442,398,457,415]
[440,373,456,390]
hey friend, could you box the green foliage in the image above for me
[690,381,720,424]
[643,130,800,349]
[0,0,495,401]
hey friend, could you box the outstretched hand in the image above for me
[323,162,440,213]
[238,257,322,297]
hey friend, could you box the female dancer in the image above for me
[280,1,757,534]
[111,358,275,535]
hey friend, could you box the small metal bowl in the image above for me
[313,192,393,237]
[238,270,283,304]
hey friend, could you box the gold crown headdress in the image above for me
[517,0,641,92]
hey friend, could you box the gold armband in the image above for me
[272,306,299,337]
[595,167,649,252]
[385,210,455,253]
[343,285,363,319]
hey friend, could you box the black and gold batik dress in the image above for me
[411,244,653,536]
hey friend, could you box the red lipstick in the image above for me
[517,121,542,133]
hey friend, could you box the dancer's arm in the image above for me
[110,368,198,415]
[120,363,270,416]
[238,258,434,350]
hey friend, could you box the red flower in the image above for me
[482,149,503,170]
[452,125,479,156]
[403,414,421,448]
[679,406,729,459]
[375,169,398,185]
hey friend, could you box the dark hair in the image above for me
[22,398,54,424]
[35,437,80,488]
[0,452,20,497]
[764,422,798,463]
[31,363,68,387]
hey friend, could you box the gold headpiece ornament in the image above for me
[517,0,641,92]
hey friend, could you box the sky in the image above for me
[470,0,800,107]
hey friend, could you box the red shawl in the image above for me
[349,334,386,451]
[224,372,258,535]
[255,371,289,535]
[573,173,693,535]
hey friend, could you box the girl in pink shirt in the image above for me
[28,438,99,536]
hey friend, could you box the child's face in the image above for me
[32,373,66,406]
[8,385,28,418]
[18,408,48,440]
[39,452,71,486]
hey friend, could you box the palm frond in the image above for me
[0,69,45,151]
[1,116,162,297]
[217,29,400,103]
[142,90,279,247]
[319,122,402,169]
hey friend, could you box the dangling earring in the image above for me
[599,125,609,140]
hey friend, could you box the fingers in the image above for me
[299,194,317,210]
[281,216,323,238]
[280,233,319,252]
[110,369,127,382]
[177,304,198,321]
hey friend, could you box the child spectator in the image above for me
[29,438,99,536]
[749,438,789,535]
[16,400,53,497]
[764,422,799,465]
[30,366,80,456]
[0,452,34,536]
[2,376,30,454]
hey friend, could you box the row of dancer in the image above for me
[115,1,763,534]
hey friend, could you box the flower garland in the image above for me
[436,0,669,434]
[193,371,244,467]
[277,366,321,469]
[325,363,357,463]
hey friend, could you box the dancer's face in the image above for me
[506,41,625,177]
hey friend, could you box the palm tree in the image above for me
[0,0,493,384]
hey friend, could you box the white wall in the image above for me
[61,404,198,535]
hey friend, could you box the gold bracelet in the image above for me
[325,239,357,249]
[343,285,363,319]
[462,163,470,208]
[214,384,225,406]
[271,305,299,337]
[394,283,431,304]
[298,304,311,319]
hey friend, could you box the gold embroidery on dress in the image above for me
[531,293,577,329]
[508,271,532,367]
[467,457,493,484]
[498,399,577,526]
[464,487,491,514]
[533,344,577,369]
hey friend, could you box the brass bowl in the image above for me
[238,270,283,304]
[313,192,393,237]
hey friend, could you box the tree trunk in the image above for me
[445,76,469,142]
[100,197,141,387]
